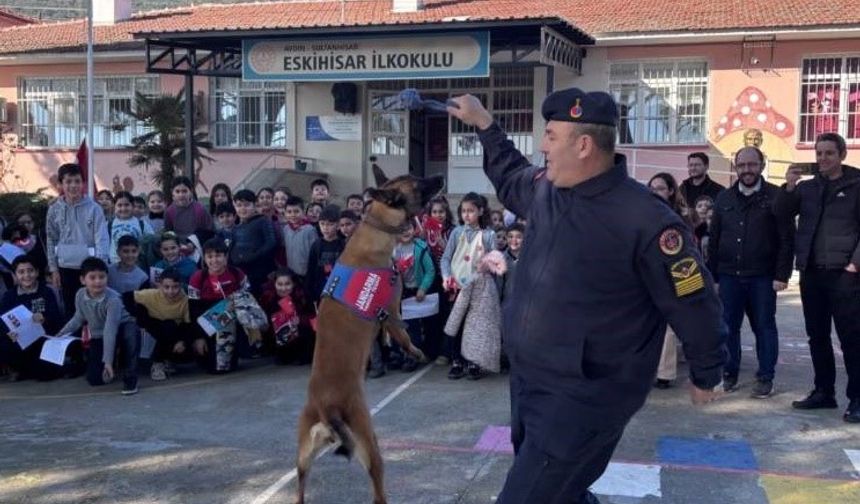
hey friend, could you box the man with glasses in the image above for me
[708,146,794,397]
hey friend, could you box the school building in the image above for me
[0,0,858,199]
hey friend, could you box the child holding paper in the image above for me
[54,257,140,394]
[390,220,436,372]
[0,255,75,381]
[260,269,314,365]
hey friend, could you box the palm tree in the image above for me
[125,90,213,199]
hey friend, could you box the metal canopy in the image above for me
[141,19,593,78]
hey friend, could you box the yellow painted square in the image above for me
[760,475,860,504]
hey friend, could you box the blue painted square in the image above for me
[657,436,758,471]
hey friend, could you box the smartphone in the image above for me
[789,163,815,175]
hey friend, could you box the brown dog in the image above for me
[295,166,444,504]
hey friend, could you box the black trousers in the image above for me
[799,268,860,399]
[142,319,196,362]
[58,267,81,320]
[500,371,623,504]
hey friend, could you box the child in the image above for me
[306,205,345,303]
[282,196,318,279]
[419,196,454,364]
[306,202,324,226]
[208,183,233,219]
[497,223,524,304]
[214,203,238,247]
[230,189,276,294]
[490,209,504,229]
[96,189,115,220]
[146,190,166,234]
[132,196,148,219]
[165,176,213,239]
[0,255,74,381]
[109,191,154,264]
[310,178,330,205]
[108,235,150,294]
[152,232,198,289]
[494,225,508,252]
[345,194,364,215]
[188,238,250,373]
[4,223,48,278]
[131,268,200,381]
[391,220,436,372]
[440,192,495,380]
[273,187,291,221]
[338,210,359,241]
[256,187,276,220]
[260,268,314,365]
[54,257,139,394]
[13,212,49,277]
[46,163,110,318]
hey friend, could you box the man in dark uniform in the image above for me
[447,89,725,504]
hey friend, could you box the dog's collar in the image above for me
[363,213,409,235]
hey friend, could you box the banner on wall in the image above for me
[243,32,490,81]
[306,115,362,142]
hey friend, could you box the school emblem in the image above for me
[659,228,683,256]
[670,257,705,297]
[569,98,583,119]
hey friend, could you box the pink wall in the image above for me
[607,39,860,182]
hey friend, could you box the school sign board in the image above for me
[243,32,490,81]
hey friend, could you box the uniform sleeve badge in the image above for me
[670,257,706,297]
[659,228,684,256]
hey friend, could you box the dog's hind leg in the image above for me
[296,404,329,504]
[345,402,387,504]
[383,316,426,363]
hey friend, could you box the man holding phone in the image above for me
[774,132,860,423]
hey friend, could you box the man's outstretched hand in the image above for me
[447,95,494,130]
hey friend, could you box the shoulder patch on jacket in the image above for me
[669,257,705,297]
[659,227,684,256]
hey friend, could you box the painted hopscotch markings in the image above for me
[473,425,661,499]
[846,449,860,476]
[760,475,860,503]
[657,436,758,471]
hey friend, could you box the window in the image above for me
[211,78,292,148]
[18,76,159,148]
[800,56,860,143]
[609,61,708,145]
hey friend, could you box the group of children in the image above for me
[0,162,528,394]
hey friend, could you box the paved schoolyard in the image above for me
[1,286,859,504]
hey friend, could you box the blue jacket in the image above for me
[479,122,724,459]
[409,238,436,292]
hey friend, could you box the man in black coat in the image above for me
[680,152,726,209]
[774,132,860,423]
[447,89,725,504]
[708,146,794,398]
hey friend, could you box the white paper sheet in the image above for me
[1,305,44,350]
[401,293,439,320]
[39,335,78,366]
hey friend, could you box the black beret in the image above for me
[541,88,619,127]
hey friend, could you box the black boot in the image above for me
[791,389,838,410]
[844,399,860,423]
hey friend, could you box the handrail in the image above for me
[234,152,320,190]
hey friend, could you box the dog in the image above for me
[295,165,445,504]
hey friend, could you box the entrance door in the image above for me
[368,91,409,181]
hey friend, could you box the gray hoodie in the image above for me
[57,287,134,364]
[46,196,109,271]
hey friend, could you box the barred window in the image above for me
[18,76,159,148]
[211,78,292,149]
[799,56,860,143]
[610,61,708,145]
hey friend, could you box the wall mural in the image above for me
[712,86,796,179]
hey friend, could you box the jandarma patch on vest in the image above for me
[670,257,705,297]
[659,228,684,256]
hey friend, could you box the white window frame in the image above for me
[609,60,709,146]
[210,78,295,150]
[17,75,159,149]
[798,54,860,144]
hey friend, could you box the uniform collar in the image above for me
[570,154,628,198]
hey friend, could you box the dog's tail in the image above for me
[328,415,355,460]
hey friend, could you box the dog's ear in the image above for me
[372,164,389,187]
[366,188,407,208]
